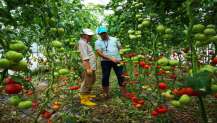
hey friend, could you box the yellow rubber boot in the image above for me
[80,94,96,100]
[80,96,96,106]
[86,94,96,98]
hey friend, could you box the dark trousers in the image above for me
[101,61,124,87]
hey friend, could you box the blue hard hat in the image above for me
[97,26,108,34]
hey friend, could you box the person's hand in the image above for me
[110,57,120,63]
[86,69,93,75]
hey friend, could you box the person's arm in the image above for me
[79,42,93,74]
[82,59,91,70]
[96,49,118,63]
[95,40,119,63]
[82,60,93,74]
[116,39,122,50]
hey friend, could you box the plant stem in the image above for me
[186,0,197,74]
[198,96,208,123]
[186,1,208,123]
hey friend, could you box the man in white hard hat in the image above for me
[78,28,96,106]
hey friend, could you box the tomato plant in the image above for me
[0,0,217,123]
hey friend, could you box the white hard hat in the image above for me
[81,28,95,35]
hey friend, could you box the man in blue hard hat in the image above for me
[95,26,128,98]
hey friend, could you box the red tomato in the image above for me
[41,110,52,119]
[137,99,145,105]
[5,83,22,94]
[184,87,193,95]
[139,61,146,67]
[68,86,80,90]
[170,74,177,79]
[129,53,137,57]
[124,92,136,99]
[158,82,167,90]
[151,110,159,117]
[214,93,217,99]
[131,96,138,102]
[212,57,217,64]
[32,101,38,110]
[157,105,168,114]
[133,103,142,108]
[190,91,200,96]
[157,70,166,75]
[4,76,16,84]
[172,88,180,95]
[157,72,161,75]
[143,64,151,69]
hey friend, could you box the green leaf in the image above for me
[183,72,211,92]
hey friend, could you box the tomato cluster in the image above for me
[151,105,168,117]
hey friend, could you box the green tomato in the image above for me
[132,56,139,61]
[162,34,173,40]
[169,60,179,66]
[136,34,142,38]
[9,41,27,52]
[18,101,32,109]
[207,24,215,29]
[138,24,143,29]
[157,57,169,66]
[209,35,217,42]
[192,24,205,33]
[58,68,70,75]
[142,20,150,27]
[57,47,65,52]
[50,28,57,33]
[135,14,141,18]
[137,18,143,22]
[5,51,23,62]
[57,28,65,35]
[51,40,63,48]
[204,28,216,36]
[0,58,11,69]
[194,33,206,41]
[49,17,56,26]
[161,66,171,71]
[135,31,141,35]
[179,94,191,104]
[165,28,172,34]
[128,30,134,34]
[45,17,50,24]
[9,96,21,106]
[211,84,217,93]
[54,72,59,77]
[200,65,216,73]
[183,30,188,35]
[156,25,165,33]
[171,100,182,108]
[188,69,193,76]
[162,92,174,100]
[13,60,28,71]
[129,35,137,39]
